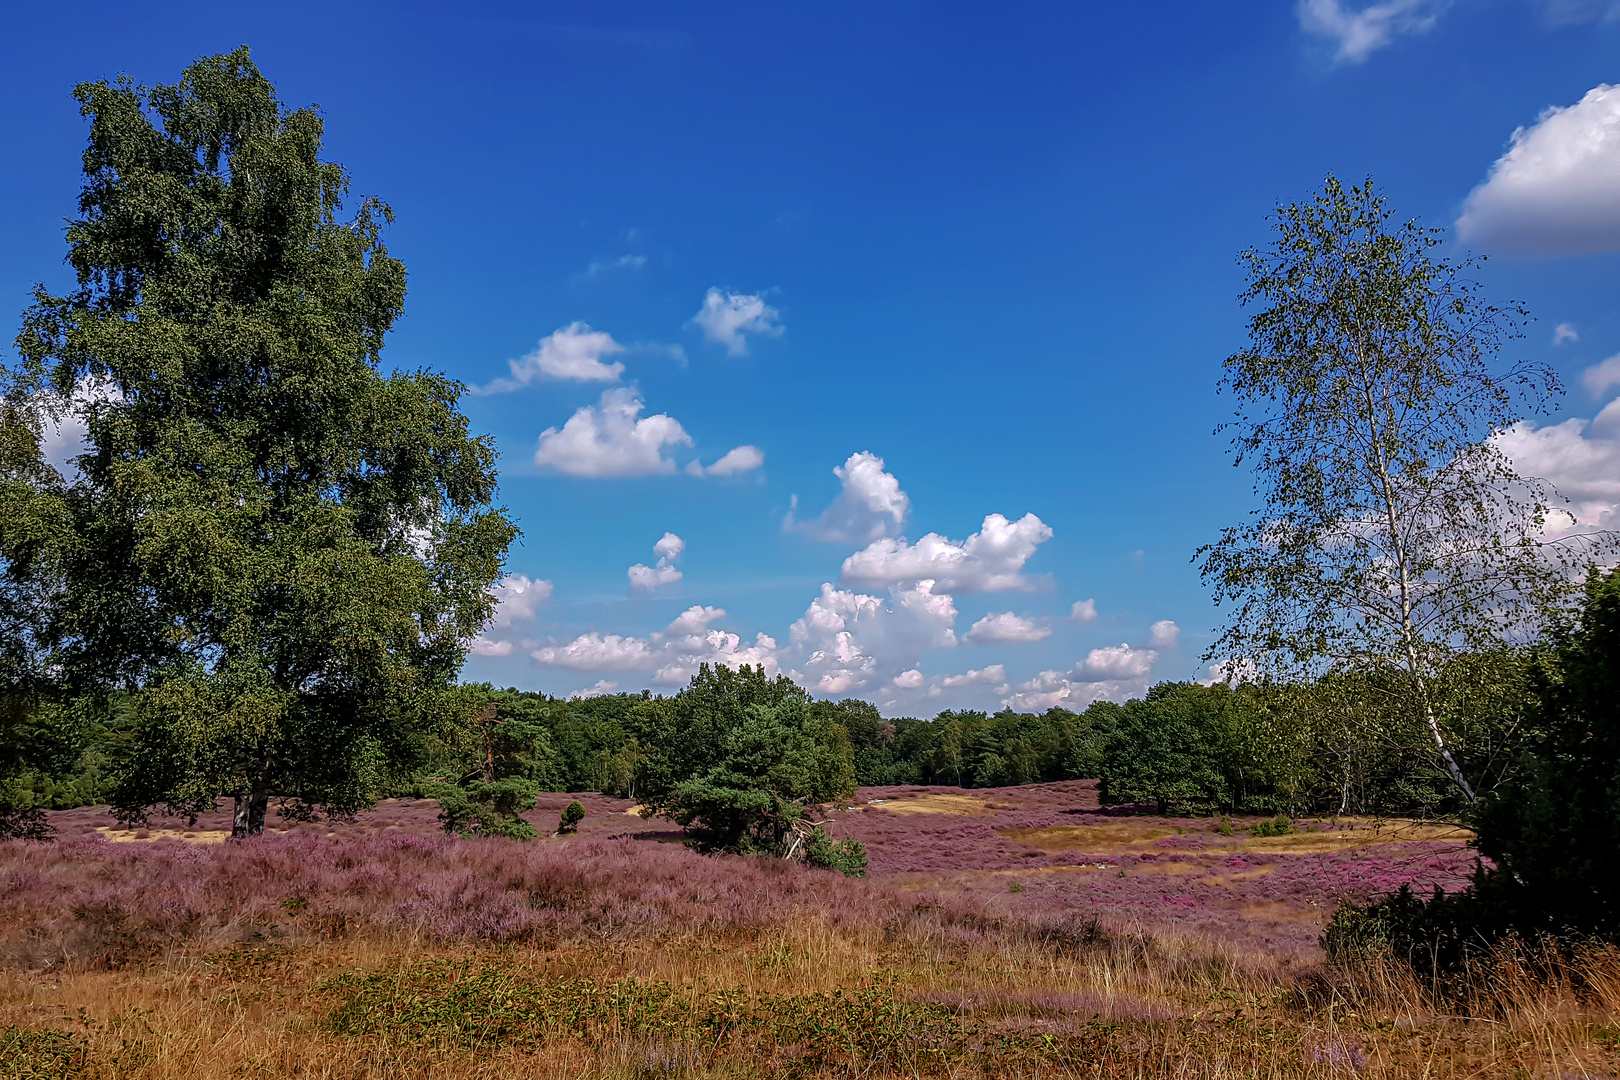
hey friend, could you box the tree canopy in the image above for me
[0,48,516,837]
[1198,176,1610,802]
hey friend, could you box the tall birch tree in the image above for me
[1198,177,1610,803]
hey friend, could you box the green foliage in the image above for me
[427,778,539,839]
[1200,175,1605,804]
[804,826,867,877]
[558,800,584,834]
[1328,568,1620,970]
[644,665,856,855]
[0,1026,87,1079]
[1250,813,1292,837]
[1470,566,1620,938]
[1,49,516,837]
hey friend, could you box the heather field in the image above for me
[2,783,1617,1078]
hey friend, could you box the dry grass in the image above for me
[865,793,993,815]
[4,917,1620,1078]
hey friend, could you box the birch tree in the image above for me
[1198,177,1610,803]
[4,49,516,837]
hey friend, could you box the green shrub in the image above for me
[803,827,867,877]
[1251,813,1292,837]
[428,778,539,839]
[557,800,585,834]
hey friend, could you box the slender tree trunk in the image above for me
[231,767,270,839]
[1367,403,1477,804]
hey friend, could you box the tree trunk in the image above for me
[231,775,270,839]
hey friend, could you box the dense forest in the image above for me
[2,646,1539,824]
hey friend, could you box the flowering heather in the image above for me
[6,781,1479,965]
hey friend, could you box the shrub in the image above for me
[428,778,539,839]
[804,827,867,877]
[557,800,585,834]
[1251,814,1292,838]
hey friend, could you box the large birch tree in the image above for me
[2,49,516,837]
[1198,177,1610,804]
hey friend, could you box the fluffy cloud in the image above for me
[963,611,1051,645]
[939,664,1006,690]
[1074,643,1158,681]
[1297,0,1448,64]
[533,605,780,684]
[891,669,925,689]
[1149,620,1181,648]
[1495,407,1620,536]
[628,532,685,594]
[841,512,1053,593]
[531,633,655,671]
[569,680,619,700]
[999,645,1160,711]
[534,388,693,477]
[470,573,555,656]
[1583,355,1620,399]
[490,574,554,626]
[1069,598,1098,623]
[786,451,910,545]
[1001,671,1131,712]
[789,580,957,695]
[1554,323,1580,346]
[691,288,783,356]
[1457,84,1620,256]
[686,445,765,477]
[476,323,626,393]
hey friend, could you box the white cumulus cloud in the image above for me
[939,664,1006,689]
[470,573,555,657]
[534,388,693,477]
[1583,355,1620,399]
[628,532,685,594]
[786,451,910,544]
[1000,645,1161,712]
[1554,323,1580,346]
[963,611,1051,645]
[891,668,925,689]
[533,606,781,685]
[476,323,626,393]
[841,512,1053,593]
[490,574,554,626]
[1457,84,1620,256]
[1297,0,1448,64]
[686,445,765,477]
[1496,408,1620,537]
[691,288,783,356]
[1149,620,1181,648]
[789,580,957,696]
[1069,598,1098,623]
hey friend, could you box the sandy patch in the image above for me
[872,794,992,816]
[1232,820,1472,853]
[97,826,230,844]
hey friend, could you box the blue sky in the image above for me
[3,2,1619,712]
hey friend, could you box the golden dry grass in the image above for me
[866,793,992,815]
[4,916,1619,1078]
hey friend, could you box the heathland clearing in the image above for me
[5,782,1613,1078]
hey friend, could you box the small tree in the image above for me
[1199,177,1609,803]
[3,50,516,837]
[557,799,585,834]
[642,665,856,855]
